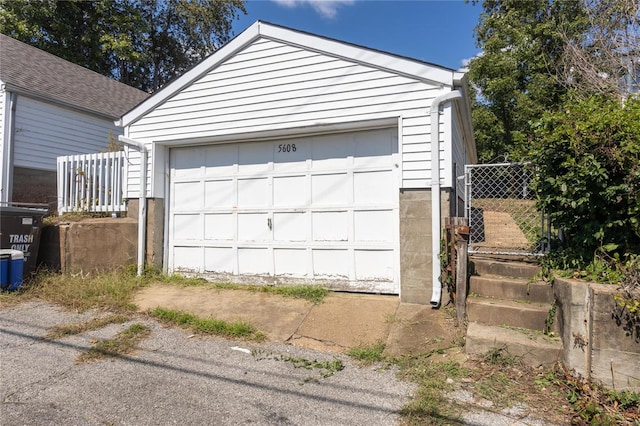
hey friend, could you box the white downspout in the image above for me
[118,136,147,277]
[430,90,462,307]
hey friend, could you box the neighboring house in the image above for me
[0,33,149,206]
[118,21,477,305]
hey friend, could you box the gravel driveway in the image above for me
[1,302,413,425]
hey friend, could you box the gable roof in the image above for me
[118,20,460,127]
[0,33,149,120]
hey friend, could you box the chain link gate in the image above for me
[464,162,550,256]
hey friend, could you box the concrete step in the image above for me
[465,322,563,367]
[467,297,558,333]
[470,257,541,280]
[469,275,554,304]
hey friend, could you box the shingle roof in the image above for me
[0,34,149,119]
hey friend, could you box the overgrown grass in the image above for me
[1,265,329,314]
[77,323,151,363]
[481,346,521,368]
[45,314,130,339]
[397,356,469,425]
[13,268,149,312]
[149,307,266,341]
[151,273,329,304]
[541,365,640,424]
[346,340,387,365]
[252,349,344,383]
[253,285,328,304]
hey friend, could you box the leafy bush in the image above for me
[531,95,640,260]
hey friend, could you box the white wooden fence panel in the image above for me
[57,151,127,214]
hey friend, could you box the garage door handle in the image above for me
[267,217,272,230]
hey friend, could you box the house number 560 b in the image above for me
[278,144,296,152]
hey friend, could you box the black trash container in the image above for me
[0,206,48,276]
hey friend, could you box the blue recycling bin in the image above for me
[0,249,24,291]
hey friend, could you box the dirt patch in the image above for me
[133,284,461,356]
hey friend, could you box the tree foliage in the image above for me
[559,0,639,100]
[531,96,640,258]
[0,0,246,92]
[467,0,586,162]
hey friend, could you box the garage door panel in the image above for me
[313,249,349,278]
[274,248,307,276]
[273,175,307,206]
[204,180,235,209]
[354,210,395,242]
[173,182,202,210]
[312,211,348,241]
[204,144,237,174]
[354,130,395,167]
[204,213,234,240]
[354,250,394,280]
[274,139,308,171]
[204,247,235,273]
[238,248,270,274]
[174,214,202,240]
[237,213,270,241]
[239,142,272,172]
[312,136,351,168]
[354,170,394,204]
[273,212,306,241]
[172,147,203,178]
[173,246,202,271]
[311,173,349,205]
[238,178,268,206]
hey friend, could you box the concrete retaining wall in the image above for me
[39,218,137,274]
[554,278,640,391]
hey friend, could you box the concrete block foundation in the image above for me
[399,189,452,305]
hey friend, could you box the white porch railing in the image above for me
[57,151,127,215]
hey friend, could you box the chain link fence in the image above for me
[464,162,550,256]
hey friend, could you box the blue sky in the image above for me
[232,0,483,71]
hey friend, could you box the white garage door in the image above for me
[168,128,400,293]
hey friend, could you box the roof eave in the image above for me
[452,72,477,164]
[119,21,456,128]
[4,83,121,121]
[260,22,454,87]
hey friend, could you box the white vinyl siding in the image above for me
[0,87,5,147]
[451,111,466,197]
[127,38,452,197]
[13,96,123,171]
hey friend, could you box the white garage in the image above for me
[117,21,476,303]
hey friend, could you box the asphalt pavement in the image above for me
[1,301,413,425]
[1,291,558,425]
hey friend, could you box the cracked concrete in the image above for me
[133,285,453,355]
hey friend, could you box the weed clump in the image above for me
[77,323,151,363]
[150,307,265,341]
[346,340,387,365]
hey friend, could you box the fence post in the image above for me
[455,222,470,327]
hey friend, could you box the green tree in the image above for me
[0,0,246,92]
[531,96,640,258]
[467,0,586,162]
